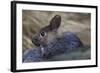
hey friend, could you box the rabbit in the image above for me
[32,15,83,58]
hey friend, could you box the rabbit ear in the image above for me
[40,15,61,32]
[49,15,61,31]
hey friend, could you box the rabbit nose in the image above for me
[32,38,40,46]
[34,38,38,41]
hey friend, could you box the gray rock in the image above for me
[23,32,83,62]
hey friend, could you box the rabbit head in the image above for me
[32,15,61,47]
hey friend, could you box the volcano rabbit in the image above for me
[32,15,83,58]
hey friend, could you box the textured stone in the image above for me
[23,32,83,62]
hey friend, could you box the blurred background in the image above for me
[22,10,91,60]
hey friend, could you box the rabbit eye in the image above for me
[40,32,46,37]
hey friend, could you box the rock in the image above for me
[23,32,83,62]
